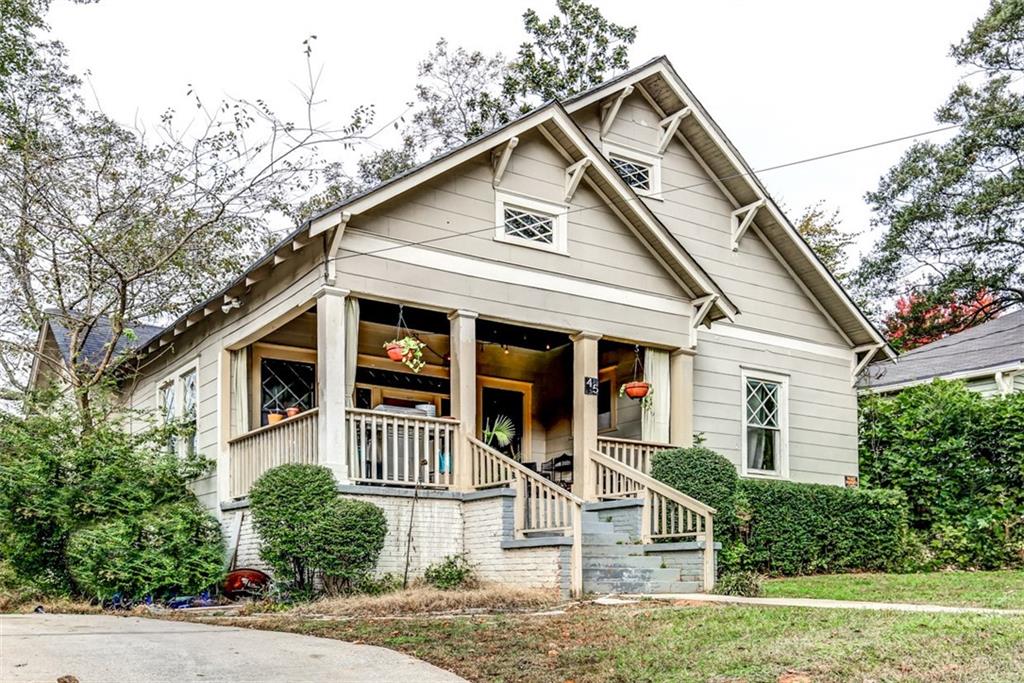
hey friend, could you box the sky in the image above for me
[47,0,989,272]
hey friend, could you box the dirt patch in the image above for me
[269,585,563,617]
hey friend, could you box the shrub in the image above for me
[735,478,910,575]
[423,554,476,590]
[712,571,763,597]
[860,381,1024,568]
[249,464,387,594]
[651,447,739,537]
[66,500,223,601]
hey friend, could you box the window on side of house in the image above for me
[602,141,662,198]
[741,370,788,478]
[157,363,199,456]
[494,191,568,254]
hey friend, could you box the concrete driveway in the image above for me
[2,613,465,682]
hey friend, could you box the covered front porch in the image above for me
[220,288,715,593]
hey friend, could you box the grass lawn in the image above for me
[185,602,1024,682]
[765,571,1024,610]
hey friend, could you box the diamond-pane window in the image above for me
[260,358,315,426]
[503,207,555,245]
[744,377,782,473]
[610,157,651,191]
[745,379,779,428]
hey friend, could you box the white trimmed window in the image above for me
[602,141,662,198]
[157,363,199,456]
[740,369,788,478]
[494,191,568,254]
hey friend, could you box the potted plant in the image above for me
[620,381,654,413]
[383,335,426,372]
[285,405,301,418]
[267,409,285,425]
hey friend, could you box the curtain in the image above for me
[747,428,767,470]
[641,347,670,443]
[229,347,249,438]
[344,297,360,407]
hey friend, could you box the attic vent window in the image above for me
[504,207,554,244]
[494,191,568,254]
[610,157,651,191]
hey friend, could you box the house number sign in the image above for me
[584,376,600,395]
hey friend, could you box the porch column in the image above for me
[449,310,478,491]
[317,286,350,484]
[571,332,601,499]
[669,349,695,448]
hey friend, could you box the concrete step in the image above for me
[581,521,616,535]
[581,532,636,545]
[581,556,667,570]
[582,566,682,584]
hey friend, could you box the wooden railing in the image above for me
[468,437,583,596]
[588,448,717,590]
[229,408,319,498]
[346,409,458,488]
[597,436,675,474]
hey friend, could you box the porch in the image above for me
[221,289,714,594]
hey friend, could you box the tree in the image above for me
[0,37,379,415]
[856,0,1024,322]
[794,202,857,284]
[504,0,637,105]
[883,289,997,352]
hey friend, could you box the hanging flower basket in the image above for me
[384,335,426,373]
[385,342,406,362]
[622,380,651,399]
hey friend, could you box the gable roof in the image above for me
[860,309,1024,391]
[47,313,163,367]
[564,57,892,355]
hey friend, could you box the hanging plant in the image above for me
[383,336,426,372]
[621,344,654,413]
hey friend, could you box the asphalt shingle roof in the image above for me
[861,309,1024,389]
[48,314,164,367]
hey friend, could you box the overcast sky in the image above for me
[48,0,987,271]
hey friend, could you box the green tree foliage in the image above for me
[248,464,386,594]
[794,202,857,284]
[855,0,1024,319]
[0,394,221,597]
[860,380,1024,568]
[504,0,637,104]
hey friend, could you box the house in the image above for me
[31,57,891,596]
[860,309,1024,396]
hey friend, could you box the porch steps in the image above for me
[580,504,702,595]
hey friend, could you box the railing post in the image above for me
[449,310,478,491]
[514,475,527,537]
[641,488,652,544]
[316,286,351,484]
[570,504,583,598]
[702,514,715,592]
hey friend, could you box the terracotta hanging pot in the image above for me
[385,342,406,362]
[623,381,651,399]
[285,406,301,418]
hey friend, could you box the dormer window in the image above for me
[602,141,662,198]
[494,191,568,254]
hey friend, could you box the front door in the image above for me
[477,377,531,462]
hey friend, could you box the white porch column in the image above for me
[317,286,350,484]
[669,349,695,448]
[571,332,601,499]
[448,310,478,491]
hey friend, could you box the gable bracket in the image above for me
[851,342,885,387]
[730,199,765,251]
[658,108,691,154]
[564,158,592,202]
[323,212,351,286]
[600,85,634,139]
[692,294,719,330]
[491,136,519,186]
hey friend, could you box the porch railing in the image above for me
[345,409,458,488]
[588,448,716,590]
[597,436,675,474]
[229,408,319,498]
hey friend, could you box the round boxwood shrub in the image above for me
[249,464,387,594]
[66,500,224,601]
[651,446,739,536]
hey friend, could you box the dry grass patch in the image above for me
[287,585,563,617]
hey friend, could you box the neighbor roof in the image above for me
[47,313,163,367]
[860,309,1024,390]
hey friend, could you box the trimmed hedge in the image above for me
[651,447,739,535]
[735,478,910,575]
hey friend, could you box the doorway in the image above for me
[477,376,531,462]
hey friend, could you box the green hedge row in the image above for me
[652,447,911,576]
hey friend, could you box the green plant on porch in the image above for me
[383,336,427,373]
[483,414,517,452]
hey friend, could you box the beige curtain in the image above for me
[229,347,249,437]
[344,298,360,407]
[641,347,670,443]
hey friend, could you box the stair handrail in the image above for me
[468,436,583,506]
[589,448,717,516]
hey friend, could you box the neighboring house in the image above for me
[30,57,891,596]
[860,309,1024,396]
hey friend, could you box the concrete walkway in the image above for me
[1,613,465,682]
[641,592,1024,615]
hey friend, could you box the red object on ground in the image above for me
[223,568,271,597]
[624,381,651,399]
